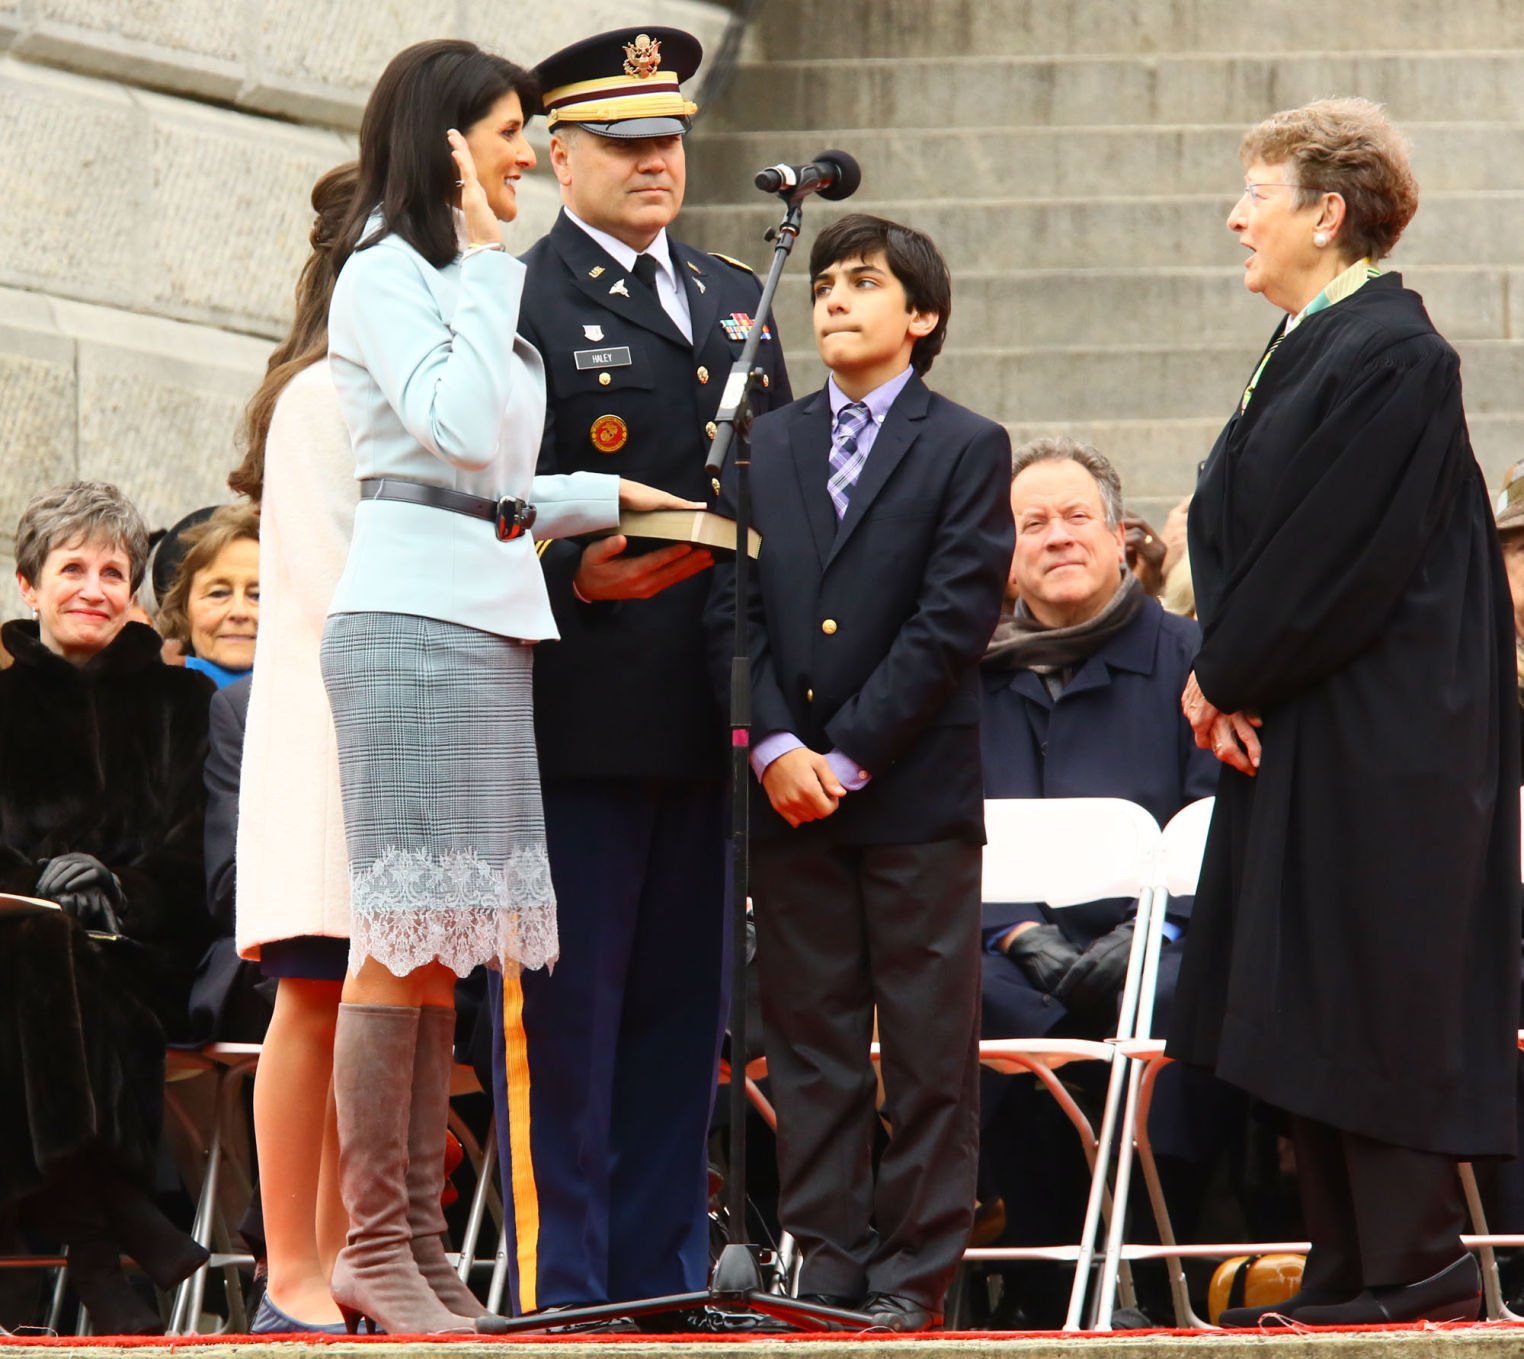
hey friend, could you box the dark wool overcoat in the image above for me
[0,619,213,1203]
[1167,275,1522,1158]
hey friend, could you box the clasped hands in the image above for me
[35,852,125,934]
[1182,670,1261,776]
[762,748,846,828]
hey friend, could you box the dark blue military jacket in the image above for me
[520,210,792,780]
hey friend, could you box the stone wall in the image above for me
[0,0,731,615]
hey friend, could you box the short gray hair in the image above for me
[1239,97,1418,262]
[15,481,150,592]
[1010,437,1124,529]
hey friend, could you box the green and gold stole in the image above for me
[1239,257,1382,413]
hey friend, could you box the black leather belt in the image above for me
[360,478,537,541]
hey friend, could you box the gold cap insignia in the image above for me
[623,33,663,79]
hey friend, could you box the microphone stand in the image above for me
[485,186,877,1337]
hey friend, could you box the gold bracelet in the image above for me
[463,241,505,256]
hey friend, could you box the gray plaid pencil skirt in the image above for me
[319,611,557,978]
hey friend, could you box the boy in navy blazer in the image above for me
[709,215,1014,1330]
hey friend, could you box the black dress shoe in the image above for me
[66,1240,164,1336]
[864,1292,943,1332]
[796,1292,866,1311]
[1292,1255,1482,1326]
[1218,1286,1356,1328]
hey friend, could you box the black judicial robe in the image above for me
[1167,274,1521,1157]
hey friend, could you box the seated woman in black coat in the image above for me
[0,481,216,1334]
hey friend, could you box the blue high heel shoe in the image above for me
[250,1291,353,1335]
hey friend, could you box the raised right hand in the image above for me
[573,535,714,601]
[446,128,501,247]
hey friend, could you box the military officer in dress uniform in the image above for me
[485,26,792,1329]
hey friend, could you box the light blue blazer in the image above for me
[326,224,618,640]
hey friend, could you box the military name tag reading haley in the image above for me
[574,347,633,370]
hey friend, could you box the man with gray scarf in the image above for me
[981,437,1216,1036]
[976,438,1225,1325]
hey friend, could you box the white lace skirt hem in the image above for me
[347,844,558,978]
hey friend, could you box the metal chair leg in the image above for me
[488,1221,510,1315]
[1459,1161,1520,1321]
[453,1114,499,1287]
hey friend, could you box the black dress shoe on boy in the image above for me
[1218,1287,1357,1328]
[1291,1254,1482,1327]
[864,1292,943,1332]
[796,1292,866,1311]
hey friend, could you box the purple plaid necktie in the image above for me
[828,401,872,519]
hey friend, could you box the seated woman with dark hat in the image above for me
[0,480,216,1334]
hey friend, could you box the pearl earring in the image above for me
[1313,231,1329,247]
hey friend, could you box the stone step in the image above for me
[0,0,730,131]
[730,401,1522,524]
[1017,410,1524,523]
[0,56,351,339]
[0,54,593,340]
[677,191,1524,274]
[761,266,1521,352]
[0,282,270,555]
[688,122,1524,204]
[706,52,1524,133]
[749,0,1524,59]
[770,339,1524,426]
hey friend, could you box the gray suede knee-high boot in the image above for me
[410,1006,488,1321]
[329,1003,471,1335]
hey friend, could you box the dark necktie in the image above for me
[631,252,660,295]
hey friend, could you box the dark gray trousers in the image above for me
[752,836,982,1309]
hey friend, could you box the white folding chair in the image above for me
[967,796,1166,1330]
[1446,786,1524,1322]
[1098,791,1524,1328]
[1088,797,1299,1331]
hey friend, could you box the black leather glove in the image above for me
[36,853,124,934]
[1056,918,1136,1021]
[1002,923,1084,995]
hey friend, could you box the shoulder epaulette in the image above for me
[709,252,757,275]
[535,540,550,558]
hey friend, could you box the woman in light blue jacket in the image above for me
[317,39,691,1336]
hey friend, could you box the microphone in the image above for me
[753,150,862,202]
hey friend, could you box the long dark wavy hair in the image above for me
[229,160,359,502]
[334,39,538,270]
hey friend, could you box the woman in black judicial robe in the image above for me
[1168,99,1520,1327]
[0,482,214,1333]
